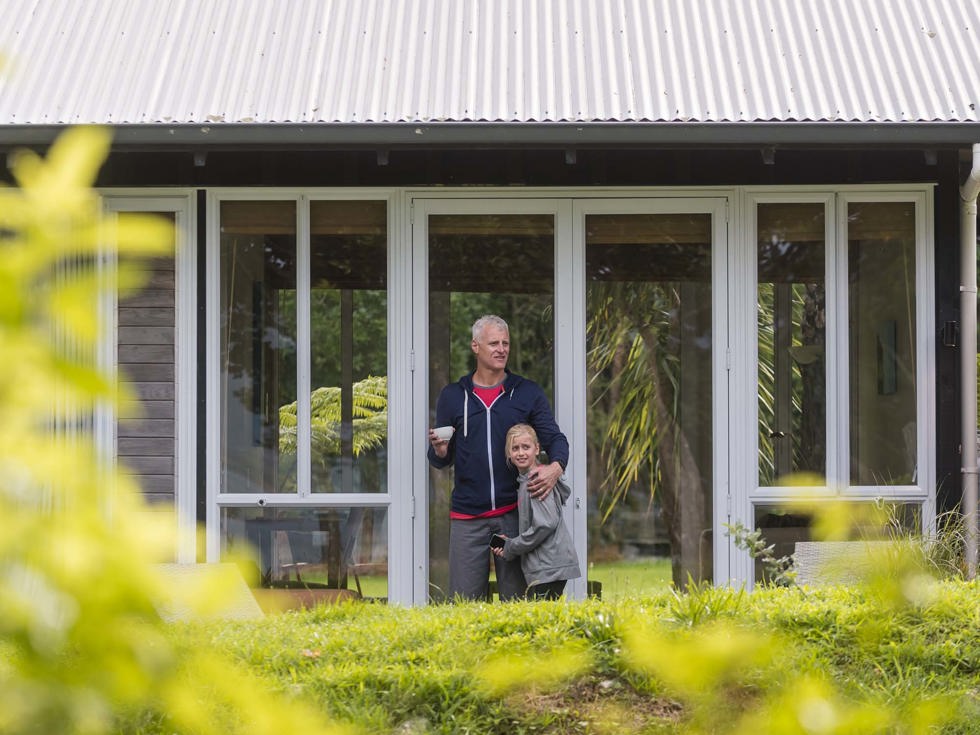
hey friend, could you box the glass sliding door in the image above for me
[213,196,390,602]
[419,205,557,602]
[582,202,723,591]
[416,197,726,598]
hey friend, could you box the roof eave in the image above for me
[3,121,980,150]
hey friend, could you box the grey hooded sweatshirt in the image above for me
[501,471,581,588]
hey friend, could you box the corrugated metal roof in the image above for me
[1,0,978,127]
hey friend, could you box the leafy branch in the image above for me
[725,521,797,587]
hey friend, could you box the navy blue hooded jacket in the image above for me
[427,370,569,517]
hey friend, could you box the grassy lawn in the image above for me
[587,557,673,599]
[275,557,675,602]
[156,579,980,734]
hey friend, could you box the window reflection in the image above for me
[753,502,922,584]
[219,201,297,494]
[757,203,826,485]
[848,202,916,486]
[428,214,555,393]
[309,201,387,494]
[222,506,389,600]
[585,213,713,589]
[218,200,389,496]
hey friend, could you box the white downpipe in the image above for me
[959,143,980,580]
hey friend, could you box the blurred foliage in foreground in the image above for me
[0,127,343,735]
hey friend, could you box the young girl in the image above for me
[491,423,581,599]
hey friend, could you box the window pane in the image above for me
[848,202,916,486]
[219,201,297,494]
[310,201,388,494]
[222,506,388,600]
[753,502,922,584]
[757,203,826,485]
[586,213,712,590]
[427,213,555,602]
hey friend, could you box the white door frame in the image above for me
[409,196,573,603]
[571,197,733,586]
[410,192,733,601]
[101,191,197,563]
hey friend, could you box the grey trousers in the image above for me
[449,510,526,601]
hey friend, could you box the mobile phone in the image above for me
[490,533,506,549]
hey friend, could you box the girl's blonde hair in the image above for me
[505,423,539,466]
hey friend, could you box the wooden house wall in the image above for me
[117,257,176,506]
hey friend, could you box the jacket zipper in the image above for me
[484,404,496,510]
[484,388,508,511]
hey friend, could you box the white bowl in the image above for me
[432,426,455,442]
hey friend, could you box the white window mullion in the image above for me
[828,195,847,492]
[297,197,312,497]
[174,198,198,562]
[915,193,936,527]
[96,214,119,473]
[732,190,760,583]
[206,192,222,561]
[712,194,734,583]
[554,199,585,597]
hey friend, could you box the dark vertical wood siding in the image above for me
[118,259,176,506]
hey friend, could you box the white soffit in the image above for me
[0,0,977,126]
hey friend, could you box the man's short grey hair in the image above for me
[472,314,509,341]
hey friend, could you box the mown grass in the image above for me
[287,557,673,602]
[151,580,980,734]
[587,557,673,599]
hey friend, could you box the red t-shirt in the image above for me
[450,382,515,520]
[473,383,504,407]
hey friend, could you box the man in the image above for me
[427,314,569,601]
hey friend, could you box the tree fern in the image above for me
[279,375,387,457]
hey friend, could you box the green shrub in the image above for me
[0,127,342,735]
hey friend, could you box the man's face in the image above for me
[472,325,510,372]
